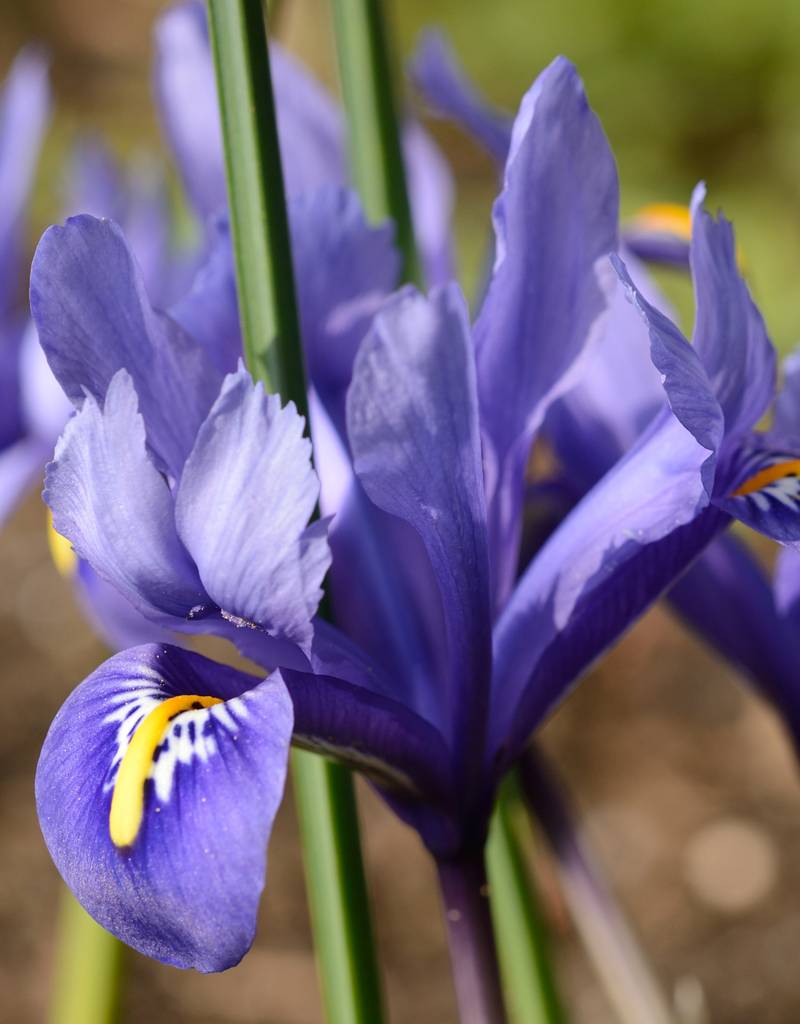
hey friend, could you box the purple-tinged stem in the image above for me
[437,854,508,1024]
[519,747,676,1024]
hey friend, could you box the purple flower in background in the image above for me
[0,48,50,522]
[156,0,454,286]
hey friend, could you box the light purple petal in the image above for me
[175,365,330,652]
[168,216,242,375]
[36,644,292,971]
[271,45,347,195]
[775,545,800,625]
[0,435,48,526]
[19,320,72,445]
[154,1,226,219]
[474,58,619,607]
[545,250,666,491]
[44,370,206,621]
[290,186,399,429]
[402,120,455,287]
[0,47,50,316]
[410,31,512,164]
[347,285,491,778]
[155,3,346,216]
[690,194,775,438]
[492,409,715,756]
[770,348,800,448]
[30,215,222,478]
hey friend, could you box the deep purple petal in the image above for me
[668,535,800,721]
[175,365,330,652]
[474,58,619,606]
[409,31,512,164]
[36,644,292,971]
[492,410,716,755]
[690,192,776,438]
[714,444,800,543]
[44,370,206,621]
[30,215,222,479]
[347,285,491,780]
[612,253,724,491]
[283,668,452,801]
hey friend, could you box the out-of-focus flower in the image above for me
[0,48,50,522]
[156,0,454,286]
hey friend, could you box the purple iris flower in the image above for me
[414,29,800,754]
[33,51,792,977]
[155,0,454,287]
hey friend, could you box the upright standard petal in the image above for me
[175,365,330,652]
[410,31,512,164]
[154,1,226,219]
[44,370,206,621]
[612,254,724,490]
[36,644,293,971]
[155,3,346,213]
[402,120,456,288]
[289,187,399,429]
[491,409,721,759]
[348,285,492,781]
[30,216,222,478]
[690,197,775,438]
[474,58,619,606]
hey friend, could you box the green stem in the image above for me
[331,0,421,284]
[487,776,565,1024]
[50,890,123,1024]
[292,752,384,1022]
[208,4,384,1021]
[207,0,305,402]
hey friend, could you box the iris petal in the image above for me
[36,644,293,972]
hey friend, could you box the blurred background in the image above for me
[3,0,800,1021]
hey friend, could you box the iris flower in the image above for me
[415,29,800,755]
[33,45,798,978]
